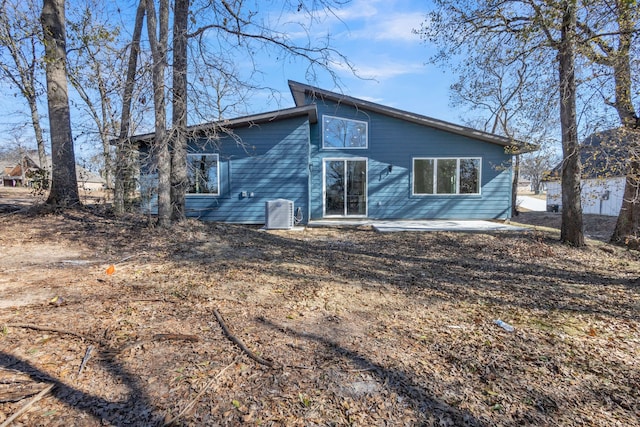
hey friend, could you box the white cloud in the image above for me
[277,1,426,44]
[347,12,425,42]
[341,59,425,80]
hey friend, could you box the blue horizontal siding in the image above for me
[187,116,310,223]
[142,96,515,223]
[139,116,310,223]
[309,99,513,220]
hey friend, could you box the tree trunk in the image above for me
[146,0,171,227]
[608,2,640,247]
[114,0,146,215]
[512,154,520,216]
[558,0,584,246]
[97,69,114,191]
[27,93,48,181]
[170,0,189,221]
[41,0,80,207]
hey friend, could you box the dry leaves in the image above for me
[0,206,638,426]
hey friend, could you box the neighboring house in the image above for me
[545,128,632,216]
[75,166,106,192]
[133,81,532,225]
[1,153,44,188]
[0,151,105,191]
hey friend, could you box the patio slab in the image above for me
[307,219,527,232]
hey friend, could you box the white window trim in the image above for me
[412,157,482,196]
[186,153,220,196]
[322,115,369,150]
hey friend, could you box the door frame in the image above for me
[322,157,368,218]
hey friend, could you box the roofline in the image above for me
[129,104,318,144]
[288,80,535,152]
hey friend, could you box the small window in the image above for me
[323,115,368,149]
[413,157,481,195]
[187,153,219,195]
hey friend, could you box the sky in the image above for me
[251,0,458,122]
[0,0,463,160]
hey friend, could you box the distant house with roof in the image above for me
[1,152,46,188]
[132,80,533,225]
[545,128,633,216]
[0,151,105,191]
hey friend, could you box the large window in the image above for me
[413,157,481,195]
[322,115,368,149]
[187,153,219,195]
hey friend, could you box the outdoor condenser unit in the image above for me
[265,199,295,229]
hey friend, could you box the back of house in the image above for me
[136,81,527,225]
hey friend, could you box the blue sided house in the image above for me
[135,81,530,225]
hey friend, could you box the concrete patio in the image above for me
[306,219,527,232]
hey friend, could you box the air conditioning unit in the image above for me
[265,199,294,229]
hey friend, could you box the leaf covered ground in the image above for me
[0,197,638,426]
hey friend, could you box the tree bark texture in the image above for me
[146,0,171,227]
[170,0,190,221]
[114,0,146,215]
[27,92,48,179]
[512,154,520,216]
[608,2,640,246]
[558,0,584,246]
[41,0,80,207]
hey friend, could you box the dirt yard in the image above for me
[0,188,638,426]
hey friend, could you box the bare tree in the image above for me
[40,0,79,207]
[0,0,48,174]
[421,0,585,246]
[520,143,558,195]
[159,0,356,223]
[145,0,170,227]
[578,1,640,246]
[448,42,556,215]
[556,0,584,245]
[114,0,147,215]
[66,2,122,192]
[170,0,189,221]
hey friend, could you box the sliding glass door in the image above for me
[324,159,367,217]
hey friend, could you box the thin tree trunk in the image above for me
[512,154,520,216]
[146,0,171,227]
[558,0,584,246]
[170,0,189,221]
[114,0,146,214]
[41,0,80,207]
[0,4,49,187]
[27,93,48,179]
[97,70,114,191]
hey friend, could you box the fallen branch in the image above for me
[153,334,199,342]
[0,382,49,403]
[114,334,200,355]
[213,309,275,368]
[163,358,237,426]
[0,383,55,427]
[5,323,104,345]
[77,345,94,377]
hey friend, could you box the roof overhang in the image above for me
[128,104,318,145]
[288,80,537,153]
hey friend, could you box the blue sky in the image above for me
[0,0,464,158]
[253,0,459,122]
